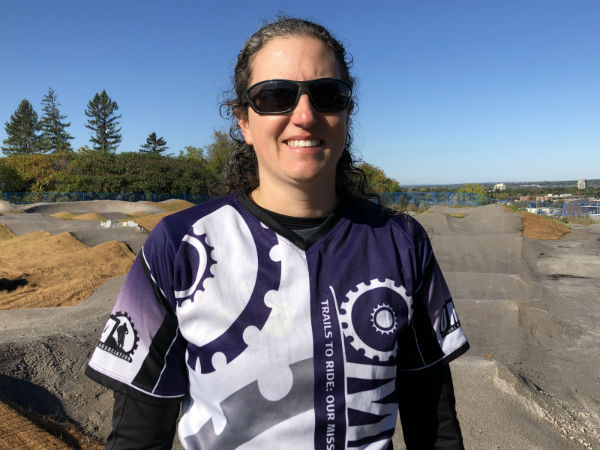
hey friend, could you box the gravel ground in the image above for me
[1,201,599,449]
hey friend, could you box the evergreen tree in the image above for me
[84,90,122,152]
[39,87,74,153]
[140,132,168,154]
[2,99,42,155]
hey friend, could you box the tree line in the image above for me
[0,130,232,195]
[2,88,167,156]
[1,130,401,197]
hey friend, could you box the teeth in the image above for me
[286,139,321,147]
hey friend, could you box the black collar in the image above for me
[237,192,347,251]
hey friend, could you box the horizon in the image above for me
[1,1,598,185]
[401,178,600,187]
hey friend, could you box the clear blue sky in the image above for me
[1,0,598,185]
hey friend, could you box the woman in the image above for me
[87,17,469,450]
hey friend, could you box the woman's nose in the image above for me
[290,93,318,127]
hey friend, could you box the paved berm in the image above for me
[0,200,598,449]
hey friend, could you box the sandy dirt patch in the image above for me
[0,223,14,241]
[50,211,108,221]
[134,211,173,231]
[134,199,195,231]
[0,200,21,214]
[521,211,570,239]
[0,231,134,310]
[0,400,102,450]
[143,198,195,212]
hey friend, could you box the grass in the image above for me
[50,212,76,220]
[501,204,523,213]
[50,212,107,221]
[446,213,467,219]
[557,215,596,226]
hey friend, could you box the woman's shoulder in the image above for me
[146,195,237,246]
[344,195,428,243]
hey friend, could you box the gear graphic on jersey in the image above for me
[183,211,281,374]
[370,303,398,335]
[340,278,413,361]
[97,312,140,362]
[174,232,216,305]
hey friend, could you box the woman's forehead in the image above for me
[248,36,341,85]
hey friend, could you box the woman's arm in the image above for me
[106,390,181,450]
[397,363,464,450]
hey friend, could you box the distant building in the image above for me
[493,183,506,191]
[526,206,562,216]
[577,179,587,190]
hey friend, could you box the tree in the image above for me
[457,183,488,197]
[178,145,204,160]
[84,90,122,152]
[2,99,42,155]
[358,162,401,193]
[205,130,232,183]
[39,87,73,153]
[140,132,168,154]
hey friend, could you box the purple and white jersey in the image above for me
[87,194,468,450]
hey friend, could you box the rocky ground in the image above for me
[0,200,598,449]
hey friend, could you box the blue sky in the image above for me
[1,0,598,185]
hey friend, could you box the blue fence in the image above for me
[2,191,212,205]
[380,191,496,208]
[562,200,600,217]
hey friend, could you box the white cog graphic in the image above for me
[174,233,215,300]
[371,303,398,335]
[340,278,413,361]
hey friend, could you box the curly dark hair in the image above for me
[220,16,373,199]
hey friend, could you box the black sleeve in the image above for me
[106,390,181,450]
[397,363,464,450]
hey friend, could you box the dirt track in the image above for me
[0,231,134,310]
[0,200,599,449]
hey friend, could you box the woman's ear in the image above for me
[236,110,253,146]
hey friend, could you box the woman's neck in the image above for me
[250,183,337,218]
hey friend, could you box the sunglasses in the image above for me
[243,78,352,114]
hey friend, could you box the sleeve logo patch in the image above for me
[440,300,461,338]
[97,312,140,362]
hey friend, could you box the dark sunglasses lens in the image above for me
[249,81,298,113]
[309,79,351,111]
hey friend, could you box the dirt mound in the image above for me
[0,200,21,214]
[0,400,102,449]
[134,211,172,231]
[135,201,195,231]
[0,231,134,310]
[50,211,106,221]
[144,198,196,212]
[521,212,570,240]
[72,213,107,221]
[0,223,14,241]
[49,211,74,220]
[417,204,522,237]
[23,200,164,215]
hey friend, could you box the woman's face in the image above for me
[237,36,349,195]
